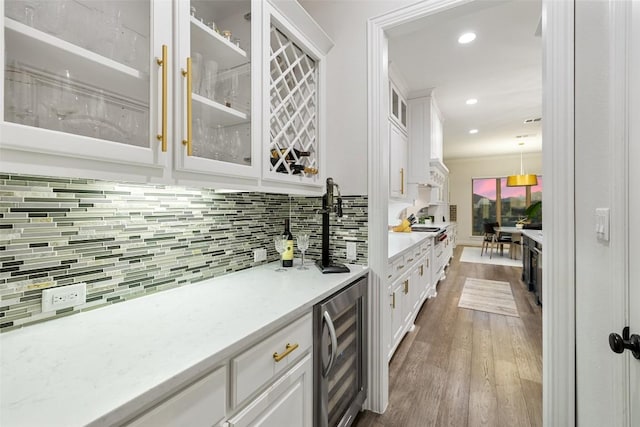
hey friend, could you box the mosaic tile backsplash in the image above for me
[0,174,368,332]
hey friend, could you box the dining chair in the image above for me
[481,222,499,258]
[496,227,513,257]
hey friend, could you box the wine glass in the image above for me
[274,235,288,272]
[297,234,310,270]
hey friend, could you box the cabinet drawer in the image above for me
[232,312,312,407]
[387,256,406,281]
[408,245,422,263]
[420,241,431,255]
[127,366,226,427]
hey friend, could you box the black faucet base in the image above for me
[315,260,350,274]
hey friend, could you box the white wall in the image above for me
[300,0,414,195]
[446,153,542,245]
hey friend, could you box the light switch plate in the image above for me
[595,208,610,242]
[254,248,267,262]
[346,242,357,261]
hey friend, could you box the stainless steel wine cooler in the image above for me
[313,275,368,427]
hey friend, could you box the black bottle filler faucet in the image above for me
[316,177,350,274]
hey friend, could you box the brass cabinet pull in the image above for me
[407,257,414,263]
[182,57,193,156]
[273,342,299,362]
[156,44,168,152]
[400,168,405,194]
[404,279,409,294]
[420,265,424,276]
[391,292,396,309]
[427,258,429,268]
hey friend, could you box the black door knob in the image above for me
[608,326,640,360]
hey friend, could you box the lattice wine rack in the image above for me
[269,25,319,178]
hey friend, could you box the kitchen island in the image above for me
[0,262,368,426]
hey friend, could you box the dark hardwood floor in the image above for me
[354,245,542,427]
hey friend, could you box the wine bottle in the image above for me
[282,219,294,267]
[270,148,312,161]
[270,158,318,175]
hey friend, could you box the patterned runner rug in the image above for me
[458,277,519,317]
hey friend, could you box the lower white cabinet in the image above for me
[387,236,439,360]
[126,312,312,427]
[126,366,226,427]
[389,272,407,359]
[227,354,312,427]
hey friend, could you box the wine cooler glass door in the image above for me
[315,276,367,427]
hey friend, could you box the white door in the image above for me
[576,0,640,425]
[628,2,640,423]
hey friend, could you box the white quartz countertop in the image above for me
[0,261,369,427]
[388,222,455,260]
[521,229,543,245]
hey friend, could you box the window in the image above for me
[472,176,542,235]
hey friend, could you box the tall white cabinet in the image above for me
[1,0,333,195]
[388,65,409,200]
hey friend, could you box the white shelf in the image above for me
[190,17,248,70]
[4,18,149,104]
[192,93,248,127]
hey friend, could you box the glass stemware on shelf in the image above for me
[274,235,288,272]
[297,234,310,270]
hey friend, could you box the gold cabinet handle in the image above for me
[427,258,429,268]
[273,343,299,362]
[400,168,405,194]
[391,292,396,309]
[420,265,424,276]
[404,279,409,294]
[156,45,168,152]
[182,57,193,156]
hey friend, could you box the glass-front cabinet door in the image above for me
[174,0,259,179]
[1,0,170,169]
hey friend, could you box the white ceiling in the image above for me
[387,0,542,160]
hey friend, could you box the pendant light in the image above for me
[507,142,538,187]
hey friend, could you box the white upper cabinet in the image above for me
[1,0,332,194]
[407,91,445,186]
[261,1,333,190]
[429,96,444,161]
[389,81,407,130]
[389,122,407,199]
[173,0,260,180]
[1,0,170,176]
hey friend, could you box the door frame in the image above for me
[366,0,576,422]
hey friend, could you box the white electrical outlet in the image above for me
[42,283,87,312]
[254,248,267,262]
[346,242,357,261]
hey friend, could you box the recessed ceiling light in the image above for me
[458,32,476,44]
[466,98,478,105]
[469,129,479,134]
